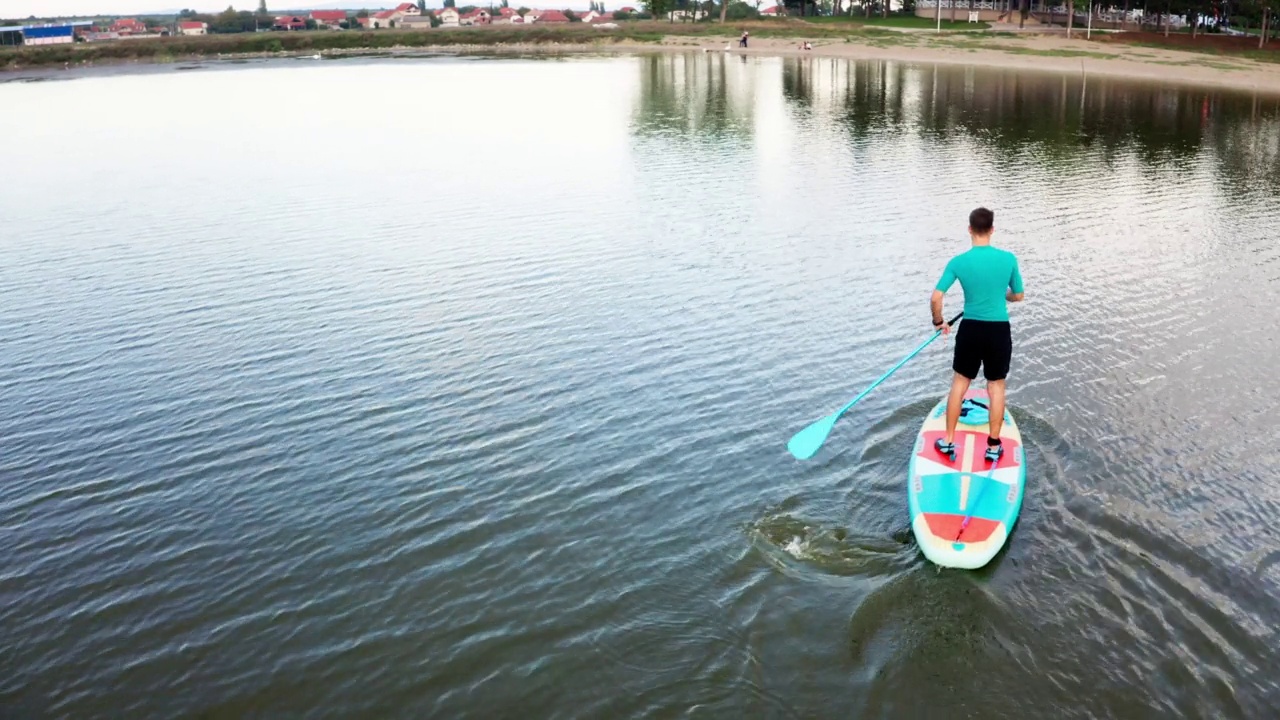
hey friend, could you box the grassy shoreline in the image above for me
[0,20,970,71]
[5,20,1280,84]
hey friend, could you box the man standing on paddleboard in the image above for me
[929,207,1024,463]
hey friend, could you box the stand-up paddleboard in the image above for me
[907,388,1025,569]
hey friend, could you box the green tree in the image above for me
[566,9,580,19]
[517,5,530,14]
[238,10,263,31]
[211,5,243,32]
[1237,0,1278,46]
[644,0,671,19]
[357,8,370,16]
[444,0,456,7]
[418,0,427,10]
[257,0,267,13]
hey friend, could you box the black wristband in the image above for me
[933,317,944,327]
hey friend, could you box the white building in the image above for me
[401,14,434,29]
[178,21,208,35]
[437,7,461,26]
[5,22,90,45]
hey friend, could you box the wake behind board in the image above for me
[907,388,1026,570]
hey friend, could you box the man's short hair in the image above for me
[969,207,994,234]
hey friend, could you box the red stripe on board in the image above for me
[919,430,1021,471]
[923,513,1000,543]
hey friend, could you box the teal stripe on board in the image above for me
[915,472,1012,522]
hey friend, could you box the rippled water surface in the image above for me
[4,54,1280,718]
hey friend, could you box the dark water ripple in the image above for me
[3,54,1280,718]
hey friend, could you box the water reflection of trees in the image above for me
[779,56,1280,188]
[630,53,1280,192]
[632,53,756,141]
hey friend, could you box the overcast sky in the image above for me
[4,1,222,16]
[1,0,603,18]
[1,0,398,18]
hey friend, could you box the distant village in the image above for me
[101,4,643,40]
[2,2,788,46]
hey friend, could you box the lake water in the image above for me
[3,52,1280,718]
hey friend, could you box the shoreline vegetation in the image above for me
[5,20,1280,94]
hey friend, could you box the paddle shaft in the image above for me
[830,310,964,419]
[786,310,963,460]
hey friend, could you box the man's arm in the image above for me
[931,290,947,325]
[1007,257,1025,303]
[932,260,956,331]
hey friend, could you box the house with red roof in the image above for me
[109,18,147,34]
[491,6,520,23]
[311,10,348,29]
[394,2,422,13]
[460,8,491,25]
[760,5,784,15]
[589,12,615,22]
[618,6,637,12]
[534,9,569,22]
[273,15,307,30]
[577,9,599,22]
[178,20,207,35]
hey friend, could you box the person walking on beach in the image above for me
[929,207,1024,463]
[739,31,749,48]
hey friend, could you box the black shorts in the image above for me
[953,319,1012,381]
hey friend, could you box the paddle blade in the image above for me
[787,414,839,460]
